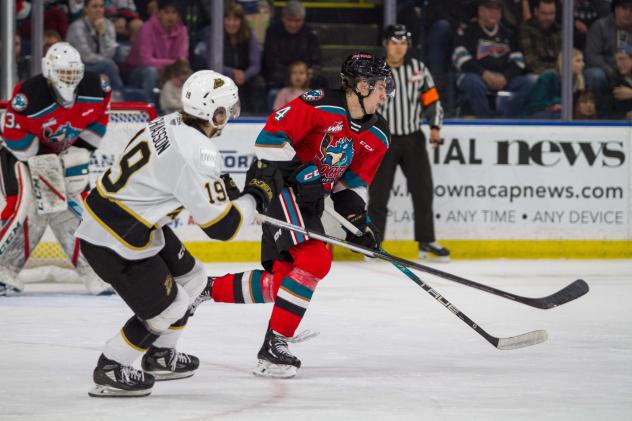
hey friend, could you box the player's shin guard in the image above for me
[211,269,280,303]
[269,267,320,337]
[103,316,160,366]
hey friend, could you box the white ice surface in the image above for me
[1,259,631,421]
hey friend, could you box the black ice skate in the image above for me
[141,346,200,381]
[253,327,301,379]
[89,354,154,398]
[189,277,214,316]
[419,242,450,262]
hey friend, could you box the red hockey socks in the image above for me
[210,260,293,304]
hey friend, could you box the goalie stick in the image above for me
[267,209,589,309]
[260,213,546,350]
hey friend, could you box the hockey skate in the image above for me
[89,354,154,398]
[253,327,301,379]
[189,277,214,316]
[141,346,200,381]
[419,242,450,262]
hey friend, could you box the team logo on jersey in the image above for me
[213,78,225,89]
[164,275,174,296]
[317,134,354,183]
[11,93,28,111]
[302,89,324,102]
[325,120,344,133]
[44,122,82,145]
[100,76,112,93]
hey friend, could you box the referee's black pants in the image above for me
[368,130,435,244]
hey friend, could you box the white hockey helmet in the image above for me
[42,42,85,106]
[181,70,240,130]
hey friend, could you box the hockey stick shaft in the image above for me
[322,207,546,349]
[260,213,588,309]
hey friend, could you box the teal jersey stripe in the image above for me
[29,103,58,118]
[281,277,314,300]
[6,133,36,151]
[256,130,291,146]
[76,96,104,103]
[250,270,265,303]
[85,122,107,137]
[315,105,347,117]
[65,164,89,177]
[280,188,306,243]
[341,169,367,188]
[369,126,389,148]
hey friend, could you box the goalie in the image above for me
[0,42,112,295]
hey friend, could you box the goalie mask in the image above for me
[42,42,85,107]
[181,70,240,132]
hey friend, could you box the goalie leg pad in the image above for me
[27,154,68,215]
[0,161,48,292]
[48,209,112,295]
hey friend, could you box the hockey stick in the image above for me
[263,211,589,309]
[261,213,547,350]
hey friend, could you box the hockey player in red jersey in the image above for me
[0,42,111,295]
[200,53,394,378]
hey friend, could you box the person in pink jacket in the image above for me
[127,0,188,104]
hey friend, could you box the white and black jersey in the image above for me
[76,112,257,260]
[378,57,443,135]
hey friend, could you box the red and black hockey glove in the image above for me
[289,162,325,216]
[241,159,284,213]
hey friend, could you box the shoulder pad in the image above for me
[11,75,55,115]
[77,72,107,98]
[177,125,222,179]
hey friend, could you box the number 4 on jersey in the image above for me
[274,106,291,121]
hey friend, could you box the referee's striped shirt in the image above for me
[379,56,444,136]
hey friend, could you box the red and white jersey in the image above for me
[76,112,257,260]
[255,88,390,203]
[0,72,111,161]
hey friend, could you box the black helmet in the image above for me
[383,24,411,42]
[340,52,394,97]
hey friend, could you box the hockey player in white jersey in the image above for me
[75,70,283,397]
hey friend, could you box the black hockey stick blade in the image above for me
[521,279,590,309]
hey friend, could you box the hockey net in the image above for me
[0,101,157,276]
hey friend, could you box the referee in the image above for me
[368,24,450,261]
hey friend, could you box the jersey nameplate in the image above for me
[149,117,170,155]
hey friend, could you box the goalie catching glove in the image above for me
[241,159,284,213]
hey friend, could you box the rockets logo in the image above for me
[302,89,324,102]
[11,93,28,111]
[317,134,354,183]
[43,122,82,146]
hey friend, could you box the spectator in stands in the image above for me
[43,29,62,55]
[453,0,533,117]
[272,61,310,110]
[520,0,561,76]
[67,0,125,98]
[17,0,69,53]
[14,34,29,83]
[527,48,586,118]
[126,0,188,104]
[575,90,597,118]
[106,0,144,42]
[211,2,266,114]
[262,0,322,111]
[424,0,473,113]
[574,0,610,51]
[584,0,632,106]
[159,59,192,114]
[610,47,632,118]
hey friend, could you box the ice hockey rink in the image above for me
[1,258,630,421]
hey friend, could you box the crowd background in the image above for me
[6,0,632,119]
